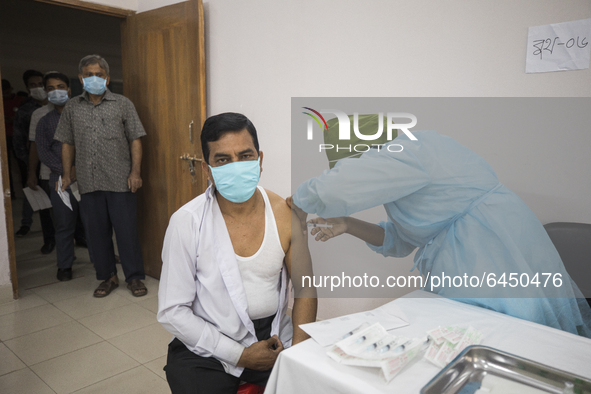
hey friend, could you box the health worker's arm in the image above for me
[306,214,416,257]
[308,216,385,247]
[365,220,417,257]
[292,140,430,219]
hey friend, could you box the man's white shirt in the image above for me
[157,186,292,377]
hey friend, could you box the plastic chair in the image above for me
[544,222,591,307]
[236,382,265,394]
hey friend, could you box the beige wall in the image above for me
[204,0,591,319]
[83,0,138,10]
[80,0,186,13]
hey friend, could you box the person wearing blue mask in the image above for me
[55,54,147,297]
[35,73,78,281]
[158,112,317,393]
[12,70,57,254]
[290,130,591,338]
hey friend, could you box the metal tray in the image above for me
[421,345,591,394]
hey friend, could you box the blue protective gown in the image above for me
[293,130,591,337]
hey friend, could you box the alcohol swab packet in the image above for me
[424,325,483,368]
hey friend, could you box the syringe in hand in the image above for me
[307,223,333,228]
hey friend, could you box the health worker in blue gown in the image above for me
[291,130,591,338]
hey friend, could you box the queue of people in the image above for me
[3,72,56,254]
[3,54,147,298]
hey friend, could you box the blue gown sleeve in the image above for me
[366,220,417,258]
[293,140,431,218]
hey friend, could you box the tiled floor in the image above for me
[0,199,171,394]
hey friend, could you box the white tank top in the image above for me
[236,187,286,320]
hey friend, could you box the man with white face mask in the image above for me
[12,70,56,254]
[158,113,317,393]
[35,73,78,281]
[55,54,147,298]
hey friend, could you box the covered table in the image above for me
[265,291,591,393]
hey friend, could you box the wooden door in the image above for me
[121,0,207,279]
[0,66,19,298]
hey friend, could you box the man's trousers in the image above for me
[79,191,145,282]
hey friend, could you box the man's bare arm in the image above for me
[128,138,142,193]
[286,209,318,345]
[60,143,75,191]
[236,335,284,370]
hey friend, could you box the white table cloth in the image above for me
[265,291,591,393]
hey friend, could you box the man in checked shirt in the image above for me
[55,55,148,298]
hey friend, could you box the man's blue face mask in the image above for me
[83,76,107,95]
[209,157,261,203]
[47,89,69,106]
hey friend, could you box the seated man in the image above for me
[158,112,317,394]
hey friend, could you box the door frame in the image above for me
[1,0,135,299]
[34,0,135,18]
[0,67,19,299]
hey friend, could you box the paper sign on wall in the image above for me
[526,18,591,73]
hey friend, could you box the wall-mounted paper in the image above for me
[526,18,591,73]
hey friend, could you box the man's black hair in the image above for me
[200,113,259,164]
[43,72,70,88]
[1,79,11,91]
[22,70,44,87]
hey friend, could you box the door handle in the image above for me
[180,154,202,176]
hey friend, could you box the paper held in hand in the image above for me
[57,176,73,211]
[23,187,52,211]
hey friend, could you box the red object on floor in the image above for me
[236,382,265,394]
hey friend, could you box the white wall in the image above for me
[80,0,187,13]
[204,0,591,199]
[82,0,139,11]
[137,0,186,13]
[203,0,591,318]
